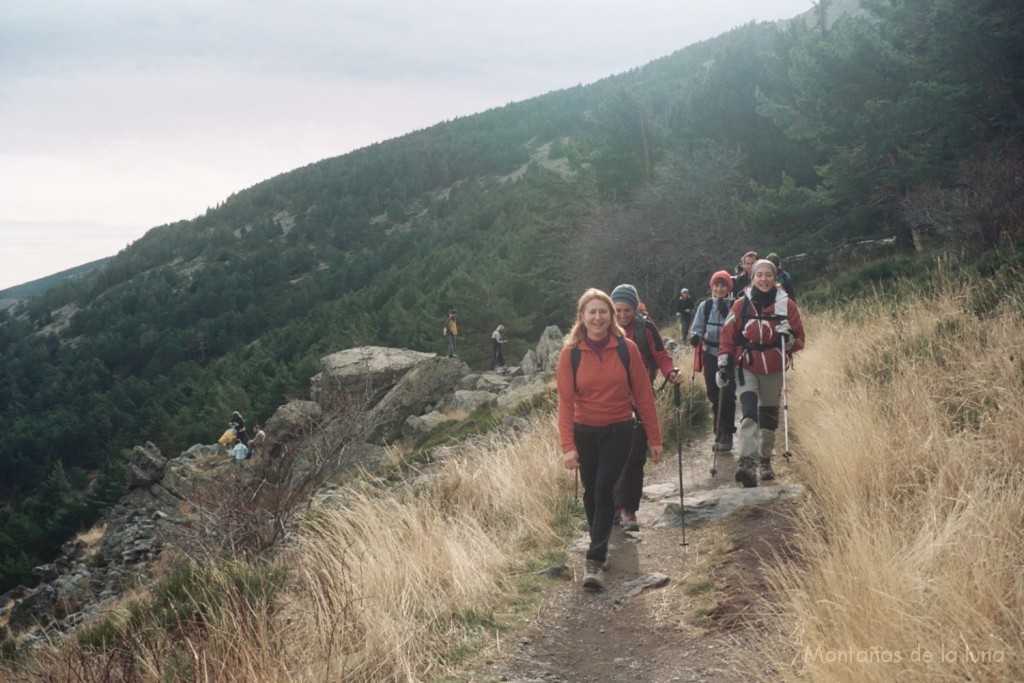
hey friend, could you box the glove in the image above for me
[716,356,732,388]
[776,320,794,350]
[689,334,701,348]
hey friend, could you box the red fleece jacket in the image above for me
[556,335,662,454]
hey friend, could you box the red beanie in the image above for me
[710,270,732,289]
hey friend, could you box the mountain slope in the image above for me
[3,0,1022,596]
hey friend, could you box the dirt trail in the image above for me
[472,428,799,683]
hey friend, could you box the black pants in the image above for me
[702,350,736,435]
[614,421,648,513]
[574,420,636,563]
[490,340,504,370]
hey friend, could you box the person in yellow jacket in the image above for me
[443,309,458,358]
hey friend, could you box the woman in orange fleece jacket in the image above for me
[556,288,663,590]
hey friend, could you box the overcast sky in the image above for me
[0,0,814,291]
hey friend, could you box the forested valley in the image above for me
[0,0,1021,593]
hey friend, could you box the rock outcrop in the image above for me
[0,330,566,651]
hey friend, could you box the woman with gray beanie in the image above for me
[608,283,681,532]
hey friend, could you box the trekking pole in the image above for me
[710,384,722,478]
[573,466,579,503]
[673,383,688,548]
[780,335,793,463]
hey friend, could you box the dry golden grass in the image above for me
[765,273,1024,681]
[3,348,698,682]
[277,416,567,681]
[7,414,567,682]
[74,523,106,547]
[13,272,1024,681]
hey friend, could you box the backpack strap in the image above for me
[737,296,788,361]
[633,314,651,365]
[571,336,632,393]
[699,299,728,350]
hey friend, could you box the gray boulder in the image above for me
[475,372,513,393]
[535,325,565,373]
[125,443,167,489]
[519,349,540,375]
[446,390,498,414]
[263,400,323,458]
[402,411,448,439]
[657,484,805,528]
[496,375,552,410]
[364,356,469,444]
[310,346,436,407]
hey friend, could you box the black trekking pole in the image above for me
[710,384,723,478]
[781,336,793,463]
[673,382,688,548]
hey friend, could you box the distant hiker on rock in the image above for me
[556,288,663,591]
[732,250,758,299]
[766,252,797,302]
[610,283,681,533]
[231,439,250,462]
[690,270,737,453]
[249,423,266,455]
[490,324,506,370]
[675,288,695,341]
[443,310,459,358]
[218,427,238,447]
[229,411,247,445]
[718,259,804,487]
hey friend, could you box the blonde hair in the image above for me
[565,288,626,348]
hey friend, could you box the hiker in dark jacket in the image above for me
[689,270,737,452]
[718,259,805,487]
[229,411,247,445]
[732,250,758,298]
[675,288,695,342]
[490,324,506,370]
[610,283,681,533]
[765,252,797,302]
[556,288,663,591]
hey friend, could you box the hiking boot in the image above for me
[621,511,640,532]
[735,457,758,488]
[714,432,733,452]
[613,507,624,525]
[759,457,775,481]
[582,559,605,590]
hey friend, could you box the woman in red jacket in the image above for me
[556,288,663,590]
[717,260,805,487]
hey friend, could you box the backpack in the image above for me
[570,336,632,393]
[700,298,730,329]
[632,313,660,375]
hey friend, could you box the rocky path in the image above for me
[471,430,803,683]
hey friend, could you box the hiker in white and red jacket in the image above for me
[610,283,682,532]
[718,259,805,487]
[689,270,737,453]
